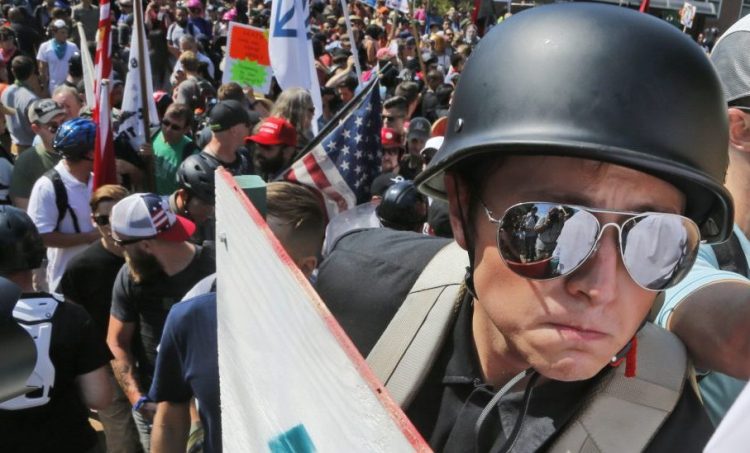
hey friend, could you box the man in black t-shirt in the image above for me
[0,205,112,453]
[57,184,141,453]
[106,193,216,452]
[199,100,256,176]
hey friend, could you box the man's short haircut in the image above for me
[217,82,245,102]
[394,82,420,104]
[383,95,408,116]
[11,56,35,82]
[427,69,444,84]
[436,83,453,105]
[90,184,129,211]
[266,182,326,259]
[179,50,200,73]
[165,102,193,127]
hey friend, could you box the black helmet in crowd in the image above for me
[376,180,428,232]
[415,3,733,243]
[176,153,220,204]
[0,206,45,274]
[52,118,96,161]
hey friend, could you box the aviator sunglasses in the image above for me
[483,202,702,291]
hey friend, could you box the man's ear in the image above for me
[30,123,41,135]
[295,255,318,278]
[728,108,750,151]
[444,171,469,251]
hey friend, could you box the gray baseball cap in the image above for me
[711,15,750,103]
[27,99,65,125]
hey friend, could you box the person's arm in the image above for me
[40,230,100,248]
[667,279,750,379]
[37,60,48,93]
[107,315,157,419]
[151,401,191,453]
[325,61,355,88]
[75,365,113,410]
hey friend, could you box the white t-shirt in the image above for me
[171,51,215,82]
[36,39,80,94]
[27,160,93,294]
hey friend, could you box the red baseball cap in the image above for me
[381,127,403,148]
[246,117,297,147]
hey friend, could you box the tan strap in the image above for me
[550,323,688,453]
[366,241,468,408]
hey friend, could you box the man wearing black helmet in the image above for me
[172,152,219,246]
[317,4,727,451]
[27,117,99,293]
[376,179,428,232]
[0,205,112,453]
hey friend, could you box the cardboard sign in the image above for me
[215,169,430,452]
[680,2,697,28]
[222,23,273,94]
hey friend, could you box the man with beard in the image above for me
[107,193,215,452]
[246,116,298,181]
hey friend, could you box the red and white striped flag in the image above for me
[93,0,117,189]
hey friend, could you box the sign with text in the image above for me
[680,2,697,28]
[222,23,273,94]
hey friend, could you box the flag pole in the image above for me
[133,0,155,191]
[339,0,363,82]
[77,23,95,108]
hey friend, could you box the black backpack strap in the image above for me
[43,169,81,233]
[711,231,749,278]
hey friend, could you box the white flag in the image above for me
[269,0,322,133]
[117,6,159,149]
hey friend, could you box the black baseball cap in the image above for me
[208,100,251,132]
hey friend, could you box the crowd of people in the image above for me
[1,0,750,452]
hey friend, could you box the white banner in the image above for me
[269,0,322,133]
[117,5,159,149]
[77,23,95,108]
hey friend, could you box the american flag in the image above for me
[286,82,383,215]
[92,0,116,189]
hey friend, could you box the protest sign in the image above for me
[222,22,273,94]
[215,169,429,451]
[680,2,697,29]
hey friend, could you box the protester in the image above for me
[246,116,298,181]
[57,184,142,453]
[149,181,326,453]
[2,56,40,154]
[8,99,66,210]
[199,99,254,175]
[152,102,198,195]
[269,87,316,149]
[0,205,112,453]
[317,4,728,450]
[26,117,99,293]
[37,19,80,96]
[51,85,83,120]
[173,152,220,246]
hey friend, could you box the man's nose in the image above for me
[565,225,621,305]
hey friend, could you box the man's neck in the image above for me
[204,137,237,164]
[63,159,91,184]
[157,241,197,277]
[727,148,750,236]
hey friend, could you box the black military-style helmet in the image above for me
[0,206,45,274]
[376,180,428,231]
[415,3,733,243]
[176,153,220,204]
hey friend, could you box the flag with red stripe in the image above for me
[285,81,382,216]
[93,0,116,188]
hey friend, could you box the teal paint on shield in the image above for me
[268,424,316,453]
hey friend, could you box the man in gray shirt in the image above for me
[1,56,39,154]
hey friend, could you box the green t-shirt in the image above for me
[153,131,196,196]
[9,142,61,200]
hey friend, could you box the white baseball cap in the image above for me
[111,193,195,243]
